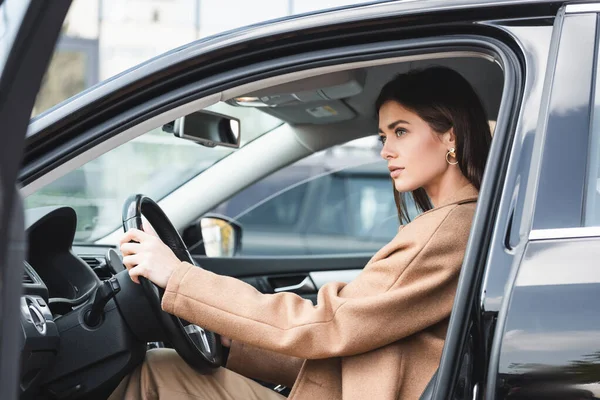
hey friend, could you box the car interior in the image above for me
[19,51,504,399]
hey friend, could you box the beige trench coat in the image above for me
[162,183,478,400]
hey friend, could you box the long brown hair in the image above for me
[375,66,491,224]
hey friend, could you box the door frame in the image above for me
[0,1,71,399]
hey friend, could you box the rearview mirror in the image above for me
[163,110,240,148]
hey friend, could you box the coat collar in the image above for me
[413,183,478,221]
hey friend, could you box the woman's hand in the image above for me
[119,228,181,288]
[142,217,159,238]
[221,336,232,347]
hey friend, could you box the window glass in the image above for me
[346,176,399,239]
[210,136,420,256]
[585,45,600,226]
[585,114,600,226]
[237,183,308,230]
[310,176,348,236]
[24,103,283,242]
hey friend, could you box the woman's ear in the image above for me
[442,127,456,148]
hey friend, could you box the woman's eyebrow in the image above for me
[378,119,411,133]
[388,119,410,130]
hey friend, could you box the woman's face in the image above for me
[378,100,453,193]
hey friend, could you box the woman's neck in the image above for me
[424,169,471,208]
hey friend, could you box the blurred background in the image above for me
[33,0,370,116]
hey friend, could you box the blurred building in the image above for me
[32,0,369,116]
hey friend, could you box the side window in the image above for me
[236,183,308,230]
[586,136,600,226]
[586,41,600,227]
[345,175,401,240]
[212,137,420,256]
[309,175,348,236]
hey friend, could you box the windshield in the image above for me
[24,102,283,243]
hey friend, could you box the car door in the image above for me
[423,4,600,400]
[428,6,567,400]
[0,2,71,400]
[484,6,600,399]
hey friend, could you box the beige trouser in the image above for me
[108,349,286,400]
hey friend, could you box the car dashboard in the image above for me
[20,206,146,400]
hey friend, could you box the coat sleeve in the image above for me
[225,340,303,387]
[162,204,473,359]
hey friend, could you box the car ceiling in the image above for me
[235,56,503,129]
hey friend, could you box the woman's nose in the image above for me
[380,140,396,160]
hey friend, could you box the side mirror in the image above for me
[183,214,242,257]
[200,216,242,257]
[163,110,240,148]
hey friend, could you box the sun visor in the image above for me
[228,70,365,108]
[263,100,356,124]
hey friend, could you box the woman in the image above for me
[111,66,491,400]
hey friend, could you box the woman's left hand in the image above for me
[119,228,181,288]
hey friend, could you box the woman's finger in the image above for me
[120,242,141,256]
[129,264,147,284]
[122,254,139,270]
[120,228,151,245]
[142,218,159,238]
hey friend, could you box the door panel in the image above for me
[194,255,369,303]
[495,238,600,399]
[194,254,371,277]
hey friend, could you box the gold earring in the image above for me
[446,148,458,165]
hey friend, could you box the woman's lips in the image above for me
[389,167,404,178]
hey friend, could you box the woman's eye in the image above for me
[378,135,386,145]
[395,128,407,137]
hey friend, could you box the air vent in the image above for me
[82,256,113,280]
[81,256,102,269]
[23,270,34,284]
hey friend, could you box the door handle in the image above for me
[273,276,316,294]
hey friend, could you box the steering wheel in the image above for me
[122,194,222,372]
